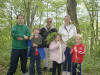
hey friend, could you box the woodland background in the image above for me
[0,0,100,75]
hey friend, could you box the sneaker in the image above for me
[23,72,29,75]
[66,72,71,75]
[62,71,66,75]
[49,68,53,72]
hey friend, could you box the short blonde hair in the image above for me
[75,34,82,40]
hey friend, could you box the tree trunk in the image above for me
[39,11,43,28]
[90,5,95,52]
[67,0,80,33]
[30,5,38,29]
[56,8,57,27]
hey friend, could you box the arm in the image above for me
[11,26,23,40]
[24,26,30,40]
[58,26,63,35]
[78,45,86,55]
[49,41,59,50]
[62,43,66,52]
[73,25,77,36]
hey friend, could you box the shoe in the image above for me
[66,72,71,75]
[62,71,66,75]
[23,72,29,75]
[49,68,53,72]
[43,67,47,71]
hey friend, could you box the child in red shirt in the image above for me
[70,34,85,75]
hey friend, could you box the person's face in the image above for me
[17,16,24,25]
[75,37,81,44]
[55,35,61,41]
[64,16,70,25]
[47,19,52,27]
[34,29,40,35]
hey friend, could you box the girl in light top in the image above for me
[49,34,66,75]
[59,15,77,75]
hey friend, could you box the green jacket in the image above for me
[11,23,30,49]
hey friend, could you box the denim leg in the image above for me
[7,49,20,75]
[52,61,57,75]
[67,48,72,72]
[57,63,61,75]
[29,57,35,75]
[63,47,72,72]
[72,63,76,75]
[63,48,67,71]
[20,49,28,73]
[78,64,82,75]
[36,56,42,75]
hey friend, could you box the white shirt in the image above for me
[59,24,77,43]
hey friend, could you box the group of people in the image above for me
[7,14,86,75]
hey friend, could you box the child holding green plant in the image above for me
[70,34,85,75]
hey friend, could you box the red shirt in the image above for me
[70,43,85,64]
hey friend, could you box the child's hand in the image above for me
[30,35,33,40]
[32,43,38,47]
[24,35,29,40]
[17,37,23,40]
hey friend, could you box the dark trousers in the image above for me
[72,63,82,75]
[7,49,28,75]
[52,61,62,75]
[29,55,42,75]
[63,47,72,72]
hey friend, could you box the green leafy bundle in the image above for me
[67,37,75,48]
[46,32,58,44]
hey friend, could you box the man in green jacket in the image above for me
[7,14,30,75]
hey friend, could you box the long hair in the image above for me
[54,34,64,43]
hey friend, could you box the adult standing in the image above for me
[7,14,30,75]
[40,18,57,72]
[59,16,77,75]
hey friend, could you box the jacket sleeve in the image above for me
[73,25,77,36]
[58,26,63,35]
[78,45,86,55]
[49,41,59,50]
[62,43,66,52]
[11,26,22,39]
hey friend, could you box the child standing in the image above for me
[70,34,85,75]
[49,34,66,75]
[29,28,42,75]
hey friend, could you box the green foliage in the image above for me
[67,37,75,48]
[46,32,58,44]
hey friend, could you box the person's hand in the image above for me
[74,46,77,52]
[32,43,38,47]
[24,35,29,40]
[17,37,23,40]
[30,35,33,40]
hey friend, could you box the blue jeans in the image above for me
[7,49,28,75]
[29,48,42,75]
[72,63,82,75]
[63,47,72,72]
